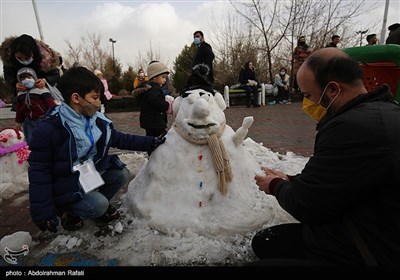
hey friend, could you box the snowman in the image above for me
[0,128,30,201]
[125,65,292,236]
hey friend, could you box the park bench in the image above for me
[223,83,277,107]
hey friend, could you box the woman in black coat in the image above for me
[239,61,260,107]
[0,34,61,110]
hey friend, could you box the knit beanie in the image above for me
[147,61,169,80]
[17,67,38,82]
[180,64,214,96]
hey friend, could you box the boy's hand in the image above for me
[148,133,167,156]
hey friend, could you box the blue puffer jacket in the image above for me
[28,108,155,224]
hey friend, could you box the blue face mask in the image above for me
[280,71,285,75]
[16,57,33,65]
[194,37,201,45]
[21,78,35,89]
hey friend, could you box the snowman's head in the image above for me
[0,128,25,147]
[173,89,227,141]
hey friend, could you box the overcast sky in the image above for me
[0,0,399,75]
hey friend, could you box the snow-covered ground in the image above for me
[1,89,310,266]
[1,140,308,266]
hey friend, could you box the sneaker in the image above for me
[97,204,120,223]
[61,213,84,231]
[279,100,287,104]
[286,101,292,104]
[267,101,276,105]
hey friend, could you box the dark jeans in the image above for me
[67,167,130,219]
[277,86,290,102]
[239,84,259,106]
[248,223,333,266]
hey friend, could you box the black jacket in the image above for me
[192,42,215,83]
[239,65,257,85]
[273,85,400,265]
[0,35,61,91]
[138,81,169,131]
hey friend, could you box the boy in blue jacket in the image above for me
[28,66,165,232]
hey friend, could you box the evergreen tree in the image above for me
[121,66,135,93]
[172,44,196,94]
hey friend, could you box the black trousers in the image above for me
[277,86,290,102]
[239,84,259,106]
[248,223,333,266]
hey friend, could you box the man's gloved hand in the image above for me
[35,218,58,233]
[148,132,167,156]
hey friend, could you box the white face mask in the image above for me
[194,37,201,45]
[21,78,35,89]
[16,57,33,65]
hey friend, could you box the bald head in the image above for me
[308,47,348,61]
[299,47,364,89]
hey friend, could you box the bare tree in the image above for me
[64,32,111,73]
[229,0,294,82]
[133,41,166,74]
[64,40,81,69]
[211,12,264,88]
[229,0,373,85]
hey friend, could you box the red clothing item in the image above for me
[15,90,56,123]
[293,45,312,74]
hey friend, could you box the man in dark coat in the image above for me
[250,47,400,266]
[386,23,400,45]
[192,30,215,84]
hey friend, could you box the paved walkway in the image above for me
[0,102,316,243]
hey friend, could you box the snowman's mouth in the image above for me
[188,122,216,129]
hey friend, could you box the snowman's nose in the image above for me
[192,98,210,118]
